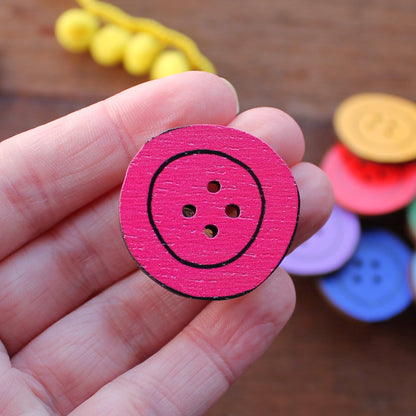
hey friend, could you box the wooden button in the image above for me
[317,229,413,322]
[321,143,416,216]
[281,204,360,276]
[334,93,416,163]
[406,198,416,244]
[119,125,299,299]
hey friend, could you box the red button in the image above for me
[120,125,299,299]
[321,143,416,216]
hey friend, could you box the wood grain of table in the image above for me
[1,0,416,415]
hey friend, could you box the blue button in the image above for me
[317,229,413,322]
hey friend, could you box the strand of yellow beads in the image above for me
[55,0,215,79]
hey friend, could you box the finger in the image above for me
[0,106,304,353]
[228,107,305,166]
[0,188,137,354]
[289,162,334,249]
[0,72,239,260]
[68,269,295,416]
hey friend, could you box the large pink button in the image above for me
[119,125,299,299]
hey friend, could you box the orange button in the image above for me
[334,93,416,163]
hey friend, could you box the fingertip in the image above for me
[219,76,240,114]
[146,71,240,118]
[265,268,297,325]
[228,107,305,166]
[291,162,334,248]
[153,71,239,102]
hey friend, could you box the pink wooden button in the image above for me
[119,125,299,299]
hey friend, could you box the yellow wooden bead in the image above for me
[55,8,100,53]
[90,24,131,67]
[150,50,191,79]
[124,33,165,76]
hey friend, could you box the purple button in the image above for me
[281,204,360,276]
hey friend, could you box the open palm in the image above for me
[0,72,332,415]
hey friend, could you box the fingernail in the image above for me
[220,77,240,115]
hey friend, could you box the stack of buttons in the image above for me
[281,93,416,322]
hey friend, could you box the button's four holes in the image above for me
[351,257,383,285]
[183,181,241,238]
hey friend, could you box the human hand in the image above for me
[0,72,332,415]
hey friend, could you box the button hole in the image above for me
[371,259,380,269]
[353,274,362,283]
[207,181,221,193]
[204,225,218,238]
[225,204,240,218]
[374,275,382,284]
[182,205,196,217]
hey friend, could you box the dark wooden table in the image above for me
[1,1,416,414]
